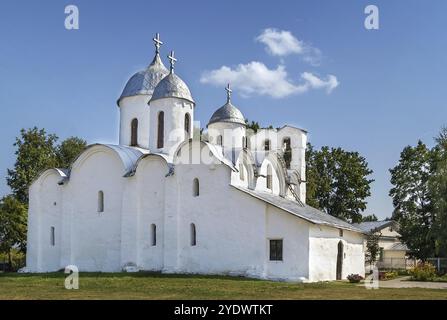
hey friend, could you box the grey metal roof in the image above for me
[101,144,148,176]
[118,53,169,105]
[208,101,246,126]
[388,242,409,251]
[232,186,364,233]
[352,221,395,233]
[150,72,195,104]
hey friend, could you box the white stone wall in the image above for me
[309,225,365,281]
[119,95,151,149]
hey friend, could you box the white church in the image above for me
[26,34,365,282]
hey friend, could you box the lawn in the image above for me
[0,272,446,300]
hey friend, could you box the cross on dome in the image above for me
[225,83,232,103]
[168,50,177,73]
[153,33,163,54]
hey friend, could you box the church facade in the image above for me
[25,34,365,282]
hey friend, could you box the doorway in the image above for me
[336,241,343,280]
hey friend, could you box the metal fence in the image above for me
[426,258,447,274]
[366,258,417,271]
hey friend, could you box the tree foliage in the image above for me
[6,127,86,204]
[362,214,378,222]
[306,143,374,223]
[365,232,381,265]
[0,195,28,260]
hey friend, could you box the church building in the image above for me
[25,34,365,282]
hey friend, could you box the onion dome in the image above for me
[117,33,169,105]
[208,84,245,126]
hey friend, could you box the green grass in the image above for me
[0,272,446,300]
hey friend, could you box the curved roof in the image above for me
[150,72,194,104]
[118,53,169,105]
[208,101,245,126]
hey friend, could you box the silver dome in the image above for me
[118,53,169,105]
[150,72,195,104]
[208,101,246,126]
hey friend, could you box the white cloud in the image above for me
[200,61,339,98]
[255,28,322,66]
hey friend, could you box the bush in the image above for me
[410,263,437,281]
[347,274,364,283]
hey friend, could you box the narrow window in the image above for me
[184,113,191,139]
[157,111,164,148]
[283,137,291,169]
[98,190,104,213]
[339,229,344,237]
[239,163,244,181]
[50,227,55,246]
[130,118,138,146]
[269,239,283,261]
[190,223,197,246]
[266,165,272,190]
[264,139,271,151]
[217,135,223,146]
[193,178,200,197]
[242,136,246,149]
[151,224,156,246]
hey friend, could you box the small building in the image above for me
[353,220,410,269]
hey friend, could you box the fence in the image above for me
[366,258,417,271]
[426,258,447,274]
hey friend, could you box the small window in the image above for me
[264,139,271,151]
[239,163,245,181]
[190,223,197,246]
[193,178,200,197]
[184,113,191,139]
[151,224,156,246]
[379,247,384,261]
[131,118,138,146]
[157,111,164,148]
[283,137,291,169]
[242,136,247,149]
[269,239,283,261]
[217,135,223,146]
[339,229,344,237]
[266,165,272,190]
[50,226,55,246]
[98,191,104,213]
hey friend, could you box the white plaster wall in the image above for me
[265,206,310,280]
[65,147,125,271]
[27,170,64,272]
[119,95,151,149]
[148,98,194,155]
[207,122,246,151]
[135,156,168,270]
[256,159,281,195]
[309,225,365,281]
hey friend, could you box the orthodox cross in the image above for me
[153,33,163,54]
[225,83,232,103]
[168,50,177,73]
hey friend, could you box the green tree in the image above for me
[56,136,87,168]
[306,144,374,223]
[0,195,27,267]
[365,232,381,267]
[7,128,58,204]
[362,214,378,222]
[389,141,436,260]
[245,119,260,133]
[430,127,447,257]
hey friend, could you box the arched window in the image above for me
[157,111,164,148]
[217,135,223,146]
[130,118,138,146]
[184,113,191,139]
[98,191,104,212]
[50,226,55,246]
[239,163,245,181]
[151,224,157,246]
[283,137,291,169]
[193,178,200,197]
[264,139,271,151]
[242,136,246,149]
[190,223,197,246]
[266,165,272,190]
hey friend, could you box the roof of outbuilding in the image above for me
[352,220,395,233]
[232,185,364,233]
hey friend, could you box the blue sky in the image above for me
[1,0,446,219]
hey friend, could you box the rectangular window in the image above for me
[269,239,283,261]
[339,229,344,237]
[50,226,55,246]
